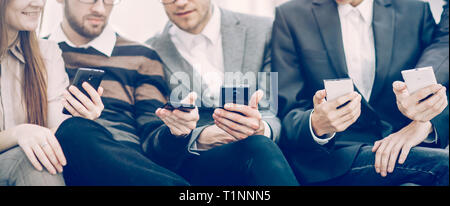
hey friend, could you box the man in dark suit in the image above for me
[273,0,449,185]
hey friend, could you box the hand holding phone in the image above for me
[394,66,447,122]
[162,102,196,112]
[324,78,354,102]
[401,67,437,95]
[156,92,199,137]
[213,90,266,140]
[310,79,361,136]
[63,68,105,120]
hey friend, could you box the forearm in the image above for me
[430,105,449,147]
[0,128,18,153]
[281,108,333,152]
[141,124,190,171]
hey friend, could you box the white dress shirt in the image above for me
[310,0,376,145]
[49,24,117,57]
[169,4,272,139]
[169,4,224,100]
[339,0,376,102]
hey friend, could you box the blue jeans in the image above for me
[313,146,449,186]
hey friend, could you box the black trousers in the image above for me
[55,117,189,186]
[178,135,299,186]
[56,117,299,186]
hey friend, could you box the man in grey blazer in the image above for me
[144,0,298,186]
[273,0,449,185]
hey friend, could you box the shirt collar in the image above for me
[49,23,117,57]
[7,39,25,64]
[169,4,221,49]
[338,0,374,24]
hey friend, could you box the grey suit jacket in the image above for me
[146,8,280,154]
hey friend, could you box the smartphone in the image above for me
[63,68,105,115]
[162,101,196,112]
[401,66,437,95]
[219,85,250,108]
[324,78,354,101]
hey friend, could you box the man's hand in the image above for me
[212,90,265,140]
[393,81,448,122]
[63,82,104,120]
[156,92,199,137]
[196,125,237,150]
[311,90,362,137]
[372,121,433,177]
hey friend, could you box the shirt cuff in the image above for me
[262,120,272,139]
[423,125,438,144]
[309,109,336,145]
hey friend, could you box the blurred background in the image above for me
[41,0,447,43]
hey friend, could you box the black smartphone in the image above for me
[162,101,196,112]
[219,85,250,108]
[63,68,105,115]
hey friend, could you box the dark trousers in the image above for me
[55,117,189,186]
[56,118,299,186]
[312,145,449,186]
[178,135,300,186]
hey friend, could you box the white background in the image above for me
[41,0,446,43]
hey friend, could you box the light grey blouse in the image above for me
[0,39,70,131]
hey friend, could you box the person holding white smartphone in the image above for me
[273,0,449,186]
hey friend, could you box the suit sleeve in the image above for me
[415,1,449,148]
[272,7,334,152]
[259,21,282,143]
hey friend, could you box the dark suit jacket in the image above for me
[272,0,449,184]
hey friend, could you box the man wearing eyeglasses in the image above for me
[144,0,300,185]
[47,0,190,185]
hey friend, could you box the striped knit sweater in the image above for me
[58,35,190,170]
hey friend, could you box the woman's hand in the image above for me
[13,124,67,175]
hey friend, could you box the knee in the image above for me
[1,147,65,186]
[238,135,281,156]
[56,117,108,144]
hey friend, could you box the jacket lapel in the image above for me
[369,0,395,101]
[221,9,247,84]
[151,24,204,101]
[312,0,349,78]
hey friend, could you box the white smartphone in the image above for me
[401,66,437,95]
[324,78,354,101]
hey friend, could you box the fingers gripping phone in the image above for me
[62,68,105,115]
[324,78,354,108]
[218,85,250,116]
[162,102,196,112]
[401,66,437,95]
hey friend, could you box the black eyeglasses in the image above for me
[78,0,122,5]
[160,0,185,5]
